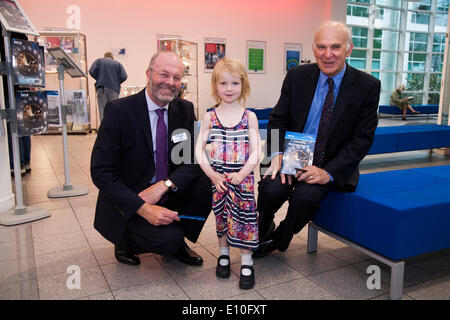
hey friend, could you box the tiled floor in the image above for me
[1,118,450,300]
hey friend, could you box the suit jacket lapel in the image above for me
[167,100,176,153]
[136,89,154,159]
[297,65,320,131]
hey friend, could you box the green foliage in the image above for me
[406,74,424,91]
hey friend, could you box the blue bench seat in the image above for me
[308,165,450,299]
[378,105,439,117]
[369,124,450,154]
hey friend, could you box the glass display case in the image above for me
[157,36,199,118]
[37,31,91,133]
[120,86,145,98]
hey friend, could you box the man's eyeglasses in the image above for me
[149,68,183,83]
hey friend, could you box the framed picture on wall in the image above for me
[246,40,266,74]
[157,34,182,52]
[284,42,302,73]
[0,0,39,36]
[204,38,226,72]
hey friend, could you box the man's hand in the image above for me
[138,181,168,205]
[295,166,331,185]
[263,154,292,185]
[137,203,180,226]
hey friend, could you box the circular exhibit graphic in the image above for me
[16,46,40,77]
[16,93,48,136]
[23,102,44,123]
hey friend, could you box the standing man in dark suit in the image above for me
[91,52,211,266]
[254,21,381,257]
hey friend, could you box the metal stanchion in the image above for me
[47,48,88,198]
[47,65,88,198]
[0,30,50,226]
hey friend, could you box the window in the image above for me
[349,49,367,69]
[347,0,449,106]
[437,0,449,12]
[352,27,368,47]
[433,34,446,52]
[408,0,431,11]
[410,12,430,25]
[348,4,370,18]
[408,32,428,52]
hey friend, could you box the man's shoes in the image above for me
[24,163,31,173]
[174,242,203,266]
[216,255,231,278]
[261,221,275,242]
[114,246,141,266]
[253,238,276,258]
[253,220,277,258]
[239,265,255,290]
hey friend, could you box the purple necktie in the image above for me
[313,78,335,168]
[155,108,168,183]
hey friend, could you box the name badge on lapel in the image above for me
[172,132,188,144]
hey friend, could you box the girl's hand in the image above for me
[211,172,227,193]
[226,172,245,185]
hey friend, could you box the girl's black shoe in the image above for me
[239,265,255,289]
[216,255,230,278]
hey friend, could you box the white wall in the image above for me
[19,0,346,128]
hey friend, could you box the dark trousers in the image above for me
[257,174,331,251]
[124,174,212,256]
[7,123,31,168]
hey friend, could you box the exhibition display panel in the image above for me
[158,37,199,118]
[38,31,91,133]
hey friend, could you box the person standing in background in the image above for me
[89,51,127,122]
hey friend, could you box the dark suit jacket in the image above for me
[91,89,203,244]
[267,63,380,191]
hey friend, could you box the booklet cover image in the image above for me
[11,38,45,87]
[16,91,48,136]
[280,131,315,175]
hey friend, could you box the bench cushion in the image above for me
[247,107,272,121]
[368,125,450,154]
[379,105,439,115]
[314,165,450,260]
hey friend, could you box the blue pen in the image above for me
[178,215,206,221]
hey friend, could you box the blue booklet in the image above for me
[280,131,316,175]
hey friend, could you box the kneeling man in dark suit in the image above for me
[91,52,211,266]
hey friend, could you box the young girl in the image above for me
[195,58,261,290]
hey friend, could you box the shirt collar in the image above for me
[318,63,347,88]
[145,88,169,112]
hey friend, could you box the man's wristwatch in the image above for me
[164,179,177,191]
